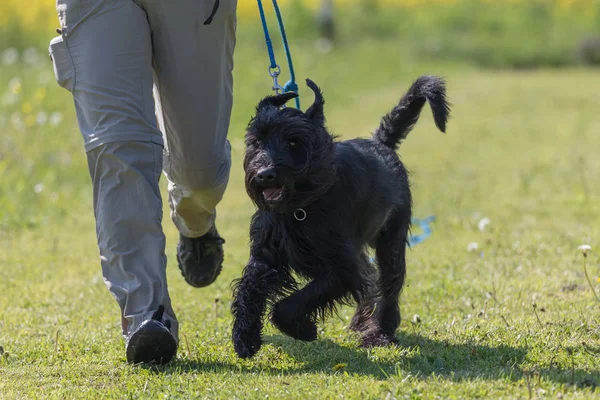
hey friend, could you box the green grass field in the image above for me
[1,22,600,399]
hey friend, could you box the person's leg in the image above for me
[141,0,237,288]
[51,0,177,363]
[87,142,177,364]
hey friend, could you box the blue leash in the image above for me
[257,0,300,108]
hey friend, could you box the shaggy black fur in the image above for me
[231,76,450,359]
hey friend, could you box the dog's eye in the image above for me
[288,141,297,149]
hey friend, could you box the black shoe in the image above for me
[177,224,225,288]
[126,305,177,365]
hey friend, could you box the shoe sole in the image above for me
[126,320,177,365]
[177,253,223,288]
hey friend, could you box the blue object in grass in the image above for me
[408,215,436,246]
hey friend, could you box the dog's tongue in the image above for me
[263,187,283,201]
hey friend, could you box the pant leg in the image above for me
[87,142,178,342]
[142,0,238,238]
[52,0,177,340]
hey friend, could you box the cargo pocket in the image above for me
[48,35,75,92]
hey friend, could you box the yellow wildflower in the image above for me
[22,102,33,114]
[35,88,46,102]
[25,114,36,127]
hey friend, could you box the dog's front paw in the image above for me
[349,303,377,333]
[271,301,317,341]
[359,330,396,348]
[234,338,261,359]
[232,322,262,359]
[349,315,374,333]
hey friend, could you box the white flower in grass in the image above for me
[478,217,491,232]
[36,111,48,125]
[2,48,18,66]
[578,244,591,256]
[467,242,479,252]
[34,183,44,194]
[49,112,63,127]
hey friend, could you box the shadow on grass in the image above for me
[263,332,530,380]
[145,332,598,387]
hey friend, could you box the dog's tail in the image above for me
[373,75,450,150]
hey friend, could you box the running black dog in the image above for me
[231,76,450,358]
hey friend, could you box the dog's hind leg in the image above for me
[362,209,410,347]
[271,265,356,342]
[349,254,378,332]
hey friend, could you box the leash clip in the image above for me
[269,66,284,95]
[258,0,300,108]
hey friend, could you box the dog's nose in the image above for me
[256,168,277,184]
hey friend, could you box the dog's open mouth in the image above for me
[262,186,284,203]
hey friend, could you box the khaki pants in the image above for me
[50,0,237,341]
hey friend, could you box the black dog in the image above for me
[231,76,450,359]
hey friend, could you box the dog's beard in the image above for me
[246,169,336,213]
[246,175,297,212]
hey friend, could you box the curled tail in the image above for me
[374,75,450,150]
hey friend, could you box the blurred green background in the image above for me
[1,0,600,231]
[2,0,600,68]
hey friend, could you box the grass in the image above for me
[1,17,600,400]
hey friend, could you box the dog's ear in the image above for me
[257,92,299,110]
[305,79,325,124]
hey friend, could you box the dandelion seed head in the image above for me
[467,242,479,252]
[36,111,48,125]
[49,112,63,127]
[478,217,491,232]
[579,244,591,256]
